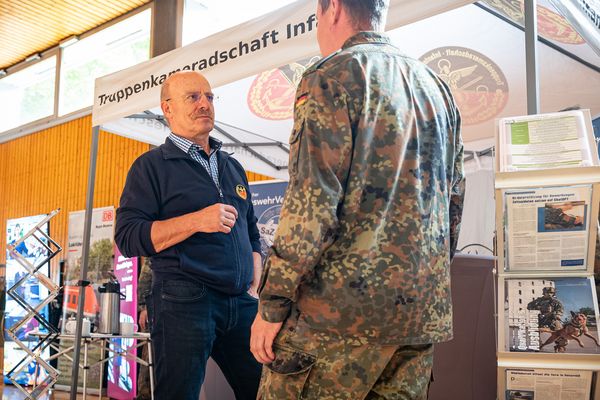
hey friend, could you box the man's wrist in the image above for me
[190,209,203,233]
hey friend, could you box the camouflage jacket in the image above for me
[527,297,564,319]
[137,257,152,310]
[259,32,465,345]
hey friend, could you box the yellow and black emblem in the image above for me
[236,184,247,200]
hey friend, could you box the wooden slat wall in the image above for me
[0,115,148,273]
[0,115,273,272]
[247,171,274,182]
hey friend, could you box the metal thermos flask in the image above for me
[98,277,122,334]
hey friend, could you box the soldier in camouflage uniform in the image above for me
[527,287,564,331]
[250,0,464,399]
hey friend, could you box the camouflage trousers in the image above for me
[258,316,433,400]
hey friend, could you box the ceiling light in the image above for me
[25,53,41,63]
[59,35,80,48]
[0,70,6,78]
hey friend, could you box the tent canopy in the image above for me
[91,0,474,178]
[91,0,600,178]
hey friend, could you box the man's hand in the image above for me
[151,203,238,253]
[197,203,238,233]
[250,313,283,364]
[139,308,148,331]
[247,252,262,299]
[247,285,259,299]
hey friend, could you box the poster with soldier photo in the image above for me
[504,277,600,354]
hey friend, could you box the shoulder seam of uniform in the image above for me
[304,49,343,75]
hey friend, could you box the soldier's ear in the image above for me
[330,0,343,24]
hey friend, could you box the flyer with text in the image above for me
[497,111,596,172]
[504,185,591,271]
[505,368,592,400]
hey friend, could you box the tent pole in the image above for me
[524,0,540,115]
[69,125,100,399]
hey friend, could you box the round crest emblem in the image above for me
[537,5,584,45]
[235,184,247,200]
[420,46,509,126]
[257,205,281,256]
[247,57,320,120]
[482,0,584,44]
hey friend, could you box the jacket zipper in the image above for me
[216,158,242,291]
[217,157,227,199]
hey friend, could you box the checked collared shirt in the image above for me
[168,132,222,195]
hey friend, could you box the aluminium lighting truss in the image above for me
[5,209,62,399]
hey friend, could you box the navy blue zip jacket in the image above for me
[115,137,261,295]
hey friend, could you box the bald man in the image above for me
[116,72,262,400]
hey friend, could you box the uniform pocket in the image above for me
[288,119,304,178]
[258,345,316,399]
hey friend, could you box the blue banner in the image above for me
[249,180,288,257]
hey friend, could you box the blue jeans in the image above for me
[148,279,261,400]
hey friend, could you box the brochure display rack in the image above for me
[5,210,62,399]
[494,110,600,400]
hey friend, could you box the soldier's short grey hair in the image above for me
[319,0,389,31]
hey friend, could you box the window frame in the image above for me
[0,3,152,142]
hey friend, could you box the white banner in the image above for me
[91,0,474,127]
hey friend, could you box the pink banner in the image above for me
[107,246,138,399]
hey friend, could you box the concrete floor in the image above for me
[0,384,86,399]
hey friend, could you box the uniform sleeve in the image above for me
[258,71,354,322]
[115,157,159,258]
[449,105,465,260]
[527,299,538,310]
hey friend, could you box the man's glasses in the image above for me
[165,92,216,104]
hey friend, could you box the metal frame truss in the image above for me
[5,209,62,399]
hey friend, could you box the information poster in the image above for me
[107,246,138,400]
[505,368,592,400]
[56,206,114,390]
[504,277,600,354]
[4,214,50,385]
[504,185,592,271]
[497,110,596,172]
[249,180,288,258]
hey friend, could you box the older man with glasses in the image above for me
[115,71,263,400]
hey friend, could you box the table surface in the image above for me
[28,330,150,339]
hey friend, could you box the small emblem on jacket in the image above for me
[236,184,248,200]
[295,93,309,108]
